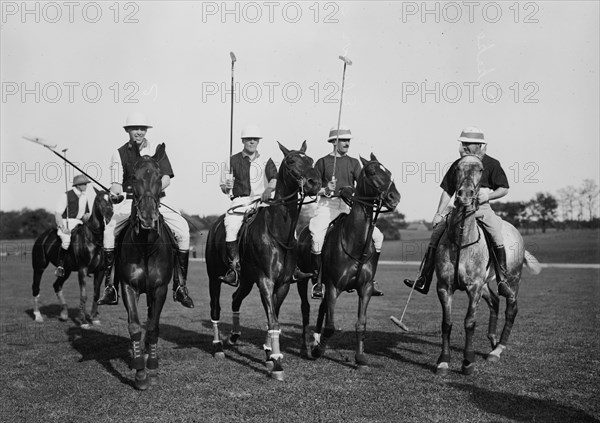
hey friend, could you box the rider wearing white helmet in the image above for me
[218,124,278,286]
[97,112,194,308]
[53,174,93,277]
[404,127,515,301]
[308,125,385,299]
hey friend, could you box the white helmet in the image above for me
[457,126,485,143]
[241,124,262,139]
[123,112,152,128]
[327,125,352,143]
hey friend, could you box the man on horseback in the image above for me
[97,112,194,308]
[218,124,278,287]
[53,174,93,277]
[404,127,516,301]
[308,125,385,299]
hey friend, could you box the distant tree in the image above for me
[0,208,54,239]
[529,192,558,233]
[557,186,577,221]
[579,179,599,221]
[492,201,527,227]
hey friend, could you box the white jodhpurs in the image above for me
[309,197,384,254]
[103,198,190,250]
[57,218,83,249]
[224,196,263,242]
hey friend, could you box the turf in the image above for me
[0,236,599,422]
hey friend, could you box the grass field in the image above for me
[0,230,599,422]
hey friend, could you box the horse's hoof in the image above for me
[135,374,149,391]
[92,319,101,326]
[148,370,158,386]
[80,323,92,330]
[436,362,449,376]
[213,341,225,359]
[265,360,274,372]
[357,364,370,373]
[59,310,68,322]
[486,353,500,363]
[311,346,323,359]
[462,360,476,375]
[487,344,506,363]
[33,311,43,323]
[270,370,284,381]
[226,332,241,346]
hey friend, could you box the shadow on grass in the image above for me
[66,326,134,388]
[450,383,600,422]
[27,304,98,326]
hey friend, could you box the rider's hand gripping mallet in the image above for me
[331,55,352,187]
[227,51,237,198]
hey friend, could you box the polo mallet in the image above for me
[390,280,416,332]
[22,135,122,202]
[227,51,237,197]
[61,148,70,230]
[331,55,352,184]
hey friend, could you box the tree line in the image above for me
[1,179,597,239]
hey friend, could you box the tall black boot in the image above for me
[54,247,68,277]
[310,253,323,299]
[403,246,436,295]
[370,252,384,297]
[173,250,194,308]
[219,241,240,287]
[493,245,516,301]
[97,249,118,305]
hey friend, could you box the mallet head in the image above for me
[339,55,352,66]
[230,52,237,63]
[22,135,57,149]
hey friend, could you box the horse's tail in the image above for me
[524,250,542,275]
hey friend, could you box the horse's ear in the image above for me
[370,152,378,162]
[278,141,290,157]
[300,140,307,153]
[360,156,370,167]
[94,186,100,195]
[153,143,166,161]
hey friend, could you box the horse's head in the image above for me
[454,154,483,208]
[277,141,321,196]
[131,148,163,232]
[92,187,114,226]
[358,153,401,210]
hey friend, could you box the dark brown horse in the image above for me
[206,141,320,381]
[296,153,400,370]
[435,154,541,376]
[31,188,113,327]
[116,144,174,390]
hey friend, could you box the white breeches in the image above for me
[57,219,83,249]
[224,196,263,242]
[309,197,384,254]
[103,198,190,250]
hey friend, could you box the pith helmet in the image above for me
[123,112,152,129]
[72,174,90,186]
[241,124,262,139]
[328,125,352,143]
[457,127,485,143]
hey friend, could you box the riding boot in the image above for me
[403,246,436,295]
[310,253,323,299]
[97,249,118,305]
[173,250,194,308]
[292,266,313,282]
[54,247,67,277]
[219,241,240,287]
[371,252,384,296]
[493,246,516,302]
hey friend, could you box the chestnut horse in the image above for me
[31,188,113,326]
[296,153,400,370]
[116,144,174,390]
[435,154,541,376]
[206,141,320,381]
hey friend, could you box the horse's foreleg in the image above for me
[436,288,453,375]
[227,280,253,346]
[258,279,283,381]
[122,284,147,390]
[312,283,337,359]
[297,279,311,358]
[489,290,519,362]
[209,277,225,357]
[482,284,500,350]
[146,284,168,387]
[355,292,373,370]
[462,287,483,375]
[32,269,44,322]
[77,270,91,327]
[90,272,103,325]
[54,275,70,322]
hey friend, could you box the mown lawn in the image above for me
[1,236,598,422]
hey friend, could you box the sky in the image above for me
[1,1,599,221]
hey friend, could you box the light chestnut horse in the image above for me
[435,155,541,376]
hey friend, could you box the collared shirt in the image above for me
[440,154,510,197]
[221,150,277,198]
[55,187,92,219]
[110,139,155,185]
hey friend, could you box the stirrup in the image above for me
[54,266,65,277]
[311,283,323,299]
[219,269,239,287]
[97,285,118,305]
[174,285,195,308]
